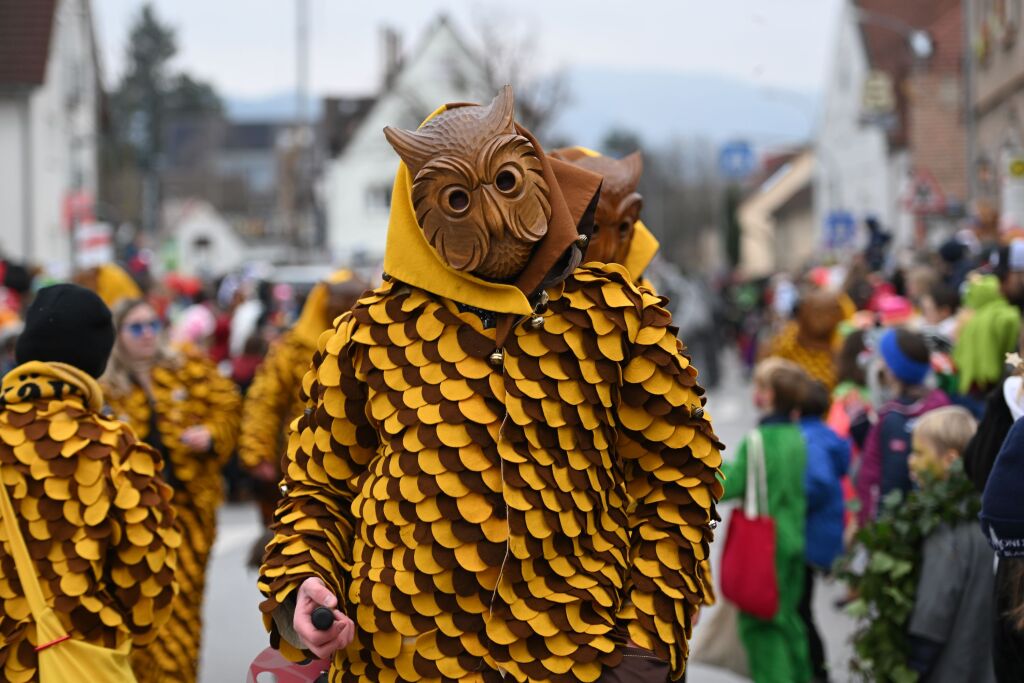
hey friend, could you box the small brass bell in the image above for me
[575,234,589,248]
[530,315,544,330]
[489,349,504,366]
[691,407,705,419]
[709,520,719,530]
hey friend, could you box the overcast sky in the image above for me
[93,0,844,99]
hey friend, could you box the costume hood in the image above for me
[382,104,602,316]
[94,263,143,309]
[292,269,354,349]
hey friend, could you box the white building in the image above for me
[162,199,248,279]
[813,0,893,254]
[0,0,101,273]
[322,17,492,261]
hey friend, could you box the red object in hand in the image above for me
[246,647,330,683]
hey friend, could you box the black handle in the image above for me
[311,606,334,631]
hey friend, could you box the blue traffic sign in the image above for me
[825,210,856,249]
[718,140,756,180]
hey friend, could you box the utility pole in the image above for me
[963,0,977,204]
[292,0,310,253]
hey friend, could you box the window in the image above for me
[366,183,392,211]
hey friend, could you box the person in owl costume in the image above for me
[763,289,844,390]
[240,271,365,560]
[0,285,179,682]
[101,298,241,683]
[258,86,723,683]
[551,147,715,612]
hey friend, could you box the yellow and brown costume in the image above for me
[763,291,845,390]
[552,148,711,603]
[240,271,359,528]
[239,271,355,474]
[0,362,179,682]
[74,263,144,311]
[103,354,240,683]
[259,95,722,682]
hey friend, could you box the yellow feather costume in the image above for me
[259,104,722,683]
[103,354,240,683]
[239,271,354,473]
[0,362,179,682]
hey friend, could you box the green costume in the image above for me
[721,423,811,683]
[954,275,1021,394]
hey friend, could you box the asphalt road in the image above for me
[198,351,858,682]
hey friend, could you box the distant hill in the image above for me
[226,93,322,122]
[226,66,818,149]
[551,66,818,149]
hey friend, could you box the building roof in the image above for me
[322,97,377,157]
[0,0,57,87]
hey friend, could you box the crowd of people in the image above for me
[0,84,1022,683]
[716,222,1024,682]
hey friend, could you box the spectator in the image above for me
[955,274,1022,400]
[721,358,811,683]
[962,349,1024,492]
[0,285,178,680]
[920,283,961,343]
[981,418,1024,681]
[857,328,950,524]
[763,289,844,390]
[798,379,851,683]
[907,407,994,683]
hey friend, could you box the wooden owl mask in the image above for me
[553,150,643,265]
[383,86,552,282]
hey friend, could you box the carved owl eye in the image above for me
[442,185,471,216]
[619,220,632,238]
[493,164,523,197]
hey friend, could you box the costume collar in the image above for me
[0,361,104,412]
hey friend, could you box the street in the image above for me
[198,352,857,682]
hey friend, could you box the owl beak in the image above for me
[480,186,506,238]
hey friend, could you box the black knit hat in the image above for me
[15,284,115,378]
[981,418,1024,557]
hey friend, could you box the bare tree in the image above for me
[451,11,571,138]
[600,129,725,274]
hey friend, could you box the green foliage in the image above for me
[837,464,980,682]
[109,3,222,159]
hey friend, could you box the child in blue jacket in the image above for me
[798,378,851,683]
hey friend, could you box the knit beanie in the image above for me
[981,418,1024,557]
[15,284,115,378]
[879,328,930,386]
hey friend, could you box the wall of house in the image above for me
[0,100,27,259]
[813,2,892,253]
[972,0,1024,208]
[0,0,100,273]
[323,21,492,262]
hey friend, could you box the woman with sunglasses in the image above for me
[101,298,241,683]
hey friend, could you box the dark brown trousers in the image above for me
[596,647,671,682]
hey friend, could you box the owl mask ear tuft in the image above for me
[383,126,436,176]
